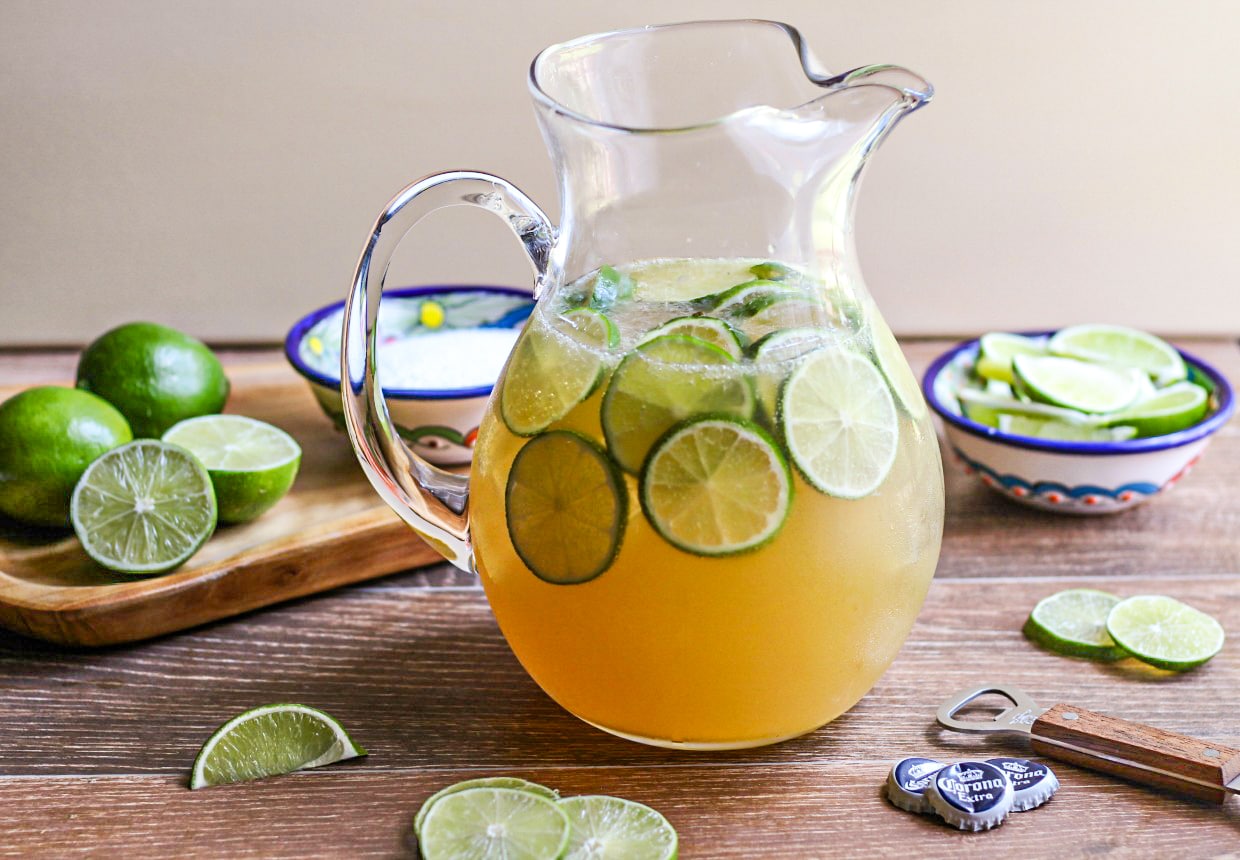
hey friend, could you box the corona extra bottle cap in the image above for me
[925,760,1014,831]
[986,758,1059,811]
[886,757,945,814]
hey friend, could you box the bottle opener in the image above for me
[936,683,1240,803]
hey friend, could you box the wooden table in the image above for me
[2,341,1238,858]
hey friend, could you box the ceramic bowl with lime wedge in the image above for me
[924,326,1234,513]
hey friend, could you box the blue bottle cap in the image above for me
[986,757,1060,811]
[925,760,1014,831]
[886,757,945,814]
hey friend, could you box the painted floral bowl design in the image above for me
[285,285,534,465]
[923,334,1234,514]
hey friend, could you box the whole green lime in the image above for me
[76,322,229,438]
[0,386,133,526]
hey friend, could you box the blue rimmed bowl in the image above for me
[923,334,1234,514]
[285,284,534,465]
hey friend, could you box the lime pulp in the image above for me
[416,778,559,839]
[1106,595,1225,671]
[1049,324,1187,385]
[1023,589,1126,660]
[559,795,678,860]
[1013,354,1141,414]
[419,787,571,860]
[976,332,1046,384]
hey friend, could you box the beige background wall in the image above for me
[2,0,1237,345]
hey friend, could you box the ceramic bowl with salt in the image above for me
[285,285,534,464]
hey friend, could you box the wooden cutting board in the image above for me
[0,362,445,646]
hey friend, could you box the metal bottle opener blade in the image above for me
[936,683,1240,803]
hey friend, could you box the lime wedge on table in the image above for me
[640,416,792,556]
[976,333,1046,384]
[501,310,615,437]
[636,316,746,358]
[998,414,1137,442]
[749,328,829,420]
[1049,324,1187,385]
[1106,595,1225,671]
[869,314,927,419]
[416,778,559,839]
[419,787,571,860]
[163,415,300,523]
[601,335,754,474]
[559,795,679,860]
[1104,381,1209,437]
[506,431,627,584]
[189,703,366,788]
[1024,589,1127,660]
[957,389,1102,429]
[1013,354,1141,414]
[781,348,898,498]
[70,440,216,575]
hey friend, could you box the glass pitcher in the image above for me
[342,20,944,749]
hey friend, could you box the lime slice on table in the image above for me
[1012,354,1141,414]
[506,431,627,584]
[190,703,366,788]
[1049,324,1188,385]
[559,795,679,860]
[998,414,1137,442]
[163,415,301,523]
[869,314,927,419]
[70,440,216,575]
[1024,589,1127,660]
[956,389,1103,429]
[636,316,746,358]
[419,787,571,860]
[416,778,559,840]
[640,416,792,556]
[781,348,898,498]
[976,333,1046,384]
[749,328,830,420]
[1103,381,1209,437]
[1106,595,1225,671]
[501,310,616,437]
[601,335,754,474]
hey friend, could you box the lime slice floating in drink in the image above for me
[501,310,616,437]
[640,416,791,556]
[869,314,926,419]
[506,431,627,584]
[976,333,1046,384]
[1012,354,1141,414]
[601,335,754,474]
[70,439,217,575]
[998,414,1137,442]
[1106,595,1225,671]
[189,703,366,789]
[558,795,679,860]
[637,316,746,358]
[163,414,301,523]
[1023,589,1127,660]
[1049,324,1187,385]
[781,348,898,498]
[749,328,828,420]
[415,778,559,840]
[419,787,571,860]
[1103,381,1209,437]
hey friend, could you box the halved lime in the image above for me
[600,335,754,474]
[419,787,571,860]
[636,316,746,358]
[1023,589,1126,660]
[1049,324,1187,385]
[500,311,615,437]
[1012,354,1141,414]
[506,431,627,584]
[976,333,1046,384]
[70,440,217,575]
[998,414,1137,442]
[559,795,678,860]
[749,328,829,420]
[781,348,898,498]
[640,416,791,556]
[163,415,301,523]
[1106,595,1225,671]
[869,314,927,419]
[957,389,1101,429]
[416,778,559,839]
[1103,381,1209,437]
[189,703,366,788]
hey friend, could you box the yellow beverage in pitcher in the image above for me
[471,258,943,749]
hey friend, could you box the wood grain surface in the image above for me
[1,342,1238,858]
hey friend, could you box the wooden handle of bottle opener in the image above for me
[1029,704,1240,803]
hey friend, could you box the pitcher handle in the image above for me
[341,171,555,571]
